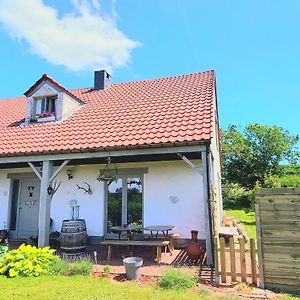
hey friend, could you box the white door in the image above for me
[17,179,40,239]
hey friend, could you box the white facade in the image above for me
[0,160,209,241]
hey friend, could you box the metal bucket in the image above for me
[60,219,87,253]
[123,257,143,280]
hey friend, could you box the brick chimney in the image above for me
[94,70,111,90]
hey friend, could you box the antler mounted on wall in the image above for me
[76,182,92,195]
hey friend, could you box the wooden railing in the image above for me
[214,237,258,285]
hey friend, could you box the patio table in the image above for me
[110,225,142,240]
[143,225,175,239]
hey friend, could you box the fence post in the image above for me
[220,237,226,283]
[255,203,265,289]
[250,238,257,286]
[214,237,220,284]
[239,238,247,282]
[229,237,236,282]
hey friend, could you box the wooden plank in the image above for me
[250,238,257,286]
[229,237,236,282]
[239,238,247,282]
[256,188,300,196]
[259,204,300,211]
[101,240,169,246]
[260,224,300,230]
[214,237,220,285]
[219,237,226,283]
[255,204,265,289]
[156,246,162,263]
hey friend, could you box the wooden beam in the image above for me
[27,162,42,180]
[176,153,202,174]
[0,145,205,164]
[38,160,53,248]
[49,159,70,182]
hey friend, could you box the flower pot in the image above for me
[123,257,143,280]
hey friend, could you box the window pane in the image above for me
[107,178,122,230]
[127,177,142,226]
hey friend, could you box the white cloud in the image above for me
[0,0,140,72]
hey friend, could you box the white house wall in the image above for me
[0,160,207,240]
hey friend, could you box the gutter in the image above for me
[205,143,215,266]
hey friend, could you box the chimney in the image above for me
[94,70,111,90]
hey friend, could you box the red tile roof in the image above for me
[0,70,216,157]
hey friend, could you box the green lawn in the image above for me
[0,275,239,300]
[225,209,256,239]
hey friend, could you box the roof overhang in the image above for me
[0,144,207,166]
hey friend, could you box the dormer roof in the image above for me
[24,74,84,104]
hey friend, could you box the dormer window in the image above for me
[24,74,84,125]
[33,95,57,122]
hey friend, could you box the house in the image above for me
[0,70,222,264]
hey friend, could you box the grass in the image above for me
[225,209,256,239]
[0,275,239,300]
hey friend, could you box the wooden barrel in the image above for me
[60,219,87,253]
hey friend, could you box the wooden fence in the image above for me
[214,237,258,285]
[256,188,300,293]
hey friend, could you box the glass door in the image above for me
[106,176,143,236]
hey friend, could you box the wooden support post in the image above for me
[239,238,247,282]
[229,237,236,283]
[214,237,220,284]
[107,245,112,261]
[156,245,162,263]
[250,238,257,286]
[38,160,53,248]
[220,237,226,283]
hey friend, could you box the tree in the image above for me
[221,124,299,189]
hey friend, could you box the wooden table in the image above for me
[109,225,142,240]
[143,225,175,238]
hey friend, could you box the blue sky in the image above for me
[0,0,299,138]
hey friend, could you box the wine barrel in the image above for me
[60,219,87,253]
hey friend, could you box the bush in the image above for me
[0,244,58,277]
[49,258,69,275]
[222,182,255,210]
[0,246,8,258]
[103,265,111,273]
[68,259,92,276]
[279,175,300,187]
[159,269,196,290]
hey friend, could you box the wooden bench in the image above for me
[101,239,170,263]
[143,233,179,251]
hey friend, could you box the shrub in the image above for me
[68,259,92,276]
[159,269,196,290]
[279,175,300,187]
[103,265,111,273]
[0,246,8,258]
[49,258,69,275]
[0,244,58,277]
[222,182,255,210]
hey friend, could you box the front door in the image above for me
[106,176,143,236]
[15,179,40,239]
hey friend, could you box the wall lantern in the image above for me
[66,169,73,180]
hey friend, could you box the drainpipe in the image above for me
[205,143,215,266]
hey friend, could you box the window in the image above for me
[34,95,57,118]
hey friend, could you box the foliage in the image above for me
[222,124,299,189]
[67,259,92,276]
[159,269,196,290]
[48,258,69,275]
[222,182,255,210]
[0,244,58,277]
[0,275,251,300]
[103,265,111,273]
[279,175,300,187]
[0,246,8,258]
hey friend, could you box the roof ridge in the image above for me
[69,69,215,93]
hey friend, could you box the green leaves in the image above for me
[222,124,299,189]
[0,244,58,278]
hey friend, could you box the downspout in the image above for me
[205,143,215,266]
